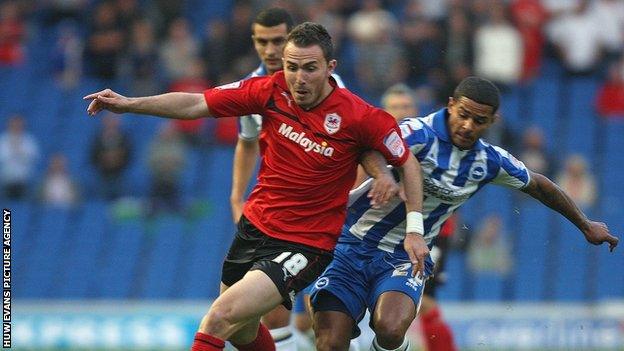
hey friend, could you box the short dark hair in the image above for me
[287,22,333,62]
[253,7,294,32]
[453,76,500,112]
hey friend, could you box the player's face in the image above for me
[447,96,496,149]
[384,94,418,122]
[283,42,336,110]
[252,23,289,74]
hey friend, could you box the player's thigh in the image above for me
[367,254,433,327]
[211,269,284,323]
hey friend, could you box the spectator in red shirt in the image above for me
[0,1,25,65]
[510,0,549,82]
[596,58,624,118]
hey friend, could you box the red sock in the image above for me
[419,306,458,351]
[191,332,225,351]
[232,323,275,351]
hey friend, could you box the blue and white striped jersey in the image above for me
[238,64,346,140]
[342,108,531,257]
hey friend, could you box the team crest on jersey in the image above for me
[468,162,487,182]
[324,113,341,134]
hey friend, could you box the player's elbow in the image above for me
[185,95,211,119]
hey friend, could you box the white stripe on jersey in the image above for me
[343,108,530,255]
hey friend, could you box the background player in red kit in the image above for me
[84,22,428,351]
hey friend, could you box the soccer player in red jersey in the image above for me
[84,22,428,351]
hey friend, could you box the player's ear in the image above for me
[492,113,500,124]
[447,97,455,109]
[327,59,337,75]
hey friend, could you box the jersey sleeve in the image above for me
[238,114,262,140]
[490,146,531,189]
[360,108,410,167]
[203,77,272,118]
[399,117,430,155]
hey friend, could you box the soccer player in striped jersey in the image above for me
[310,76,619,351]
[380,83,458,351]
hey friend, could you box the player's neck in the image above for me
[303,81,334,111]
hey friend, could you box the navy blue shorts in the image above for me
[310,242,433,326]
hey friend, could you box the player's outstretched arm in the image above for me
[395,153,429,277]
[84,89,210,120]
[522,171,619,251]
[358,150,401,208]
[230,138,260,223]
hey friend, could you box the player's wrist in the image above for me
[406,211,424,236]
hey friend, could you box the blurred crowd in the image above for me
[0,0,621,217]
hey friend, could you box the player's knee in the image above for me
[374,317,410,345]
[204,303,237,333]
[315,332,350,351]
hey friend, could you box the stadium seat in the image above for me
[177,214,232,299]
[137,216,187,298]
[21,206,72,298]
[471,272,506,301]
[563,76,600,158]
[436,251,466,302]
[93,216,145,298]
[550,216,591,301]
[57,201,108,298]
[511,201,551,301]
[527,76,560,152]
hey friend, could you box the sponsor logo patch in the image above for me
[278,123,335,157]
[314,277,329,289]
[384,130,406,158]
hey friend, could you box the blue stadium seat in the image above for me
[550,216,590,301]
[137,216,186,298]
[57,202,108,298]
[527,76,560,151]
[177,214,234,299]
[593,119,624,299]
[563,76,600,158]
[511,201,551,301]
[472,272,506,301]
[21,206,72,298]
[93,217,145,298]
[436,251,466,302]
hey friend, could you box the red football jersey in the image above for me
[204,72,409,250]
